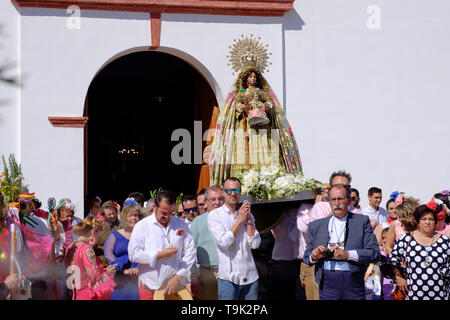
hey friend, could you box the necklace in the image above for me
[418,231,437,267]
[331,216,346,247]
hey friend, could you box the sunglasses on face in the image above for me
[351,197,358,201]
[184,206,198,213]
[224,188,241,195]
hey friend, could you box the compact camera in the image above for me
[324,249,334,260]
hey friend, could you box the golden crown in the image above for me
[227,34,272,75]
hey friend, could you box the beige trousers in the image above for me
[300,262,320,300]
[199,266,218,300]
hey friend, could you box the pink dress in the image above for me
[436,222,450,235]
[394,220,407,241]
[66,242,115,300]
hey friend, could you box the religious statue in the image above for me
[209,35,303,186]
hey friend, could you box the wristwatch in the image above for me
[247,220,254,226]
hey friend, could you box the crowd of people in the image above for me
[0,170,449,300]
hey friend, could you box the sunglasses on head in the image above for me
[224,188,241,194]
[184,206,198,213]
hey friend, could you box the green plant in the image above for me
[175,193,183,213]
[149,187,162,199]
[0,154,24,204]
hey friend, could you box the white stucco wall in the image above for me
[16,7,151,216]
[0,2,20,162]
[1,0,450,215]
[286,0,450,208]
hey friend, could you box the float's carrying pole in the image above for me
[9,222,15,276]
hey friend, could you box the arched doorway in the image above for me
[84,51,218,204]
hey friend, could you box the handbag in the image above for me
[391,285,406,300]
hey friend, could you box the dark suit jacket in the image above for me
[303,211,379,287]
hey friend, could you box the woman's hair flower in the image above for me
[442,190,450,196]
[427,201,438,211]
[437,209,447,221]
[394,194,404,207]
[123,198,137,207]
[390,191,400,200]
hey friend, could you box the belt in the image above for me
[200,265,218,272]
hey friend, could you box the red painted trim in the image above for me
[12,0,294,17]
[150,12,161,50]
[48,116,89,127]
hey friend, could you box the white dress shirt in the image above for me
[128,214,197,290]
[184,218,192,228]
[309,214,359,270]
[207,204,261,285]
[361,206,388,227]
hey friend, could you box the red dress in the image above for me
[66,242,115,300]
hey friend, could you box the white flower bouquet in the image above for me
[236,166,319,201]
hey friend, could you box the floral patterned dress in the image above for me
[209,67,302,186]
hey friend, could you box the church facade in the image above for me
[1,0,449,217]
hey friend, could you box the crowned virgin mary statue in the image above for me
[209,35,303,186]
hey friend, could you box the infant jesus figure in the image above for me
[247,90,271,127]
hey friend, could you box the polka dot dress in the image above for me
[389,233,450,300]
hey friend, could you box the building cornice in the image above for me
[12,0,294,17]
[48,116,88,127]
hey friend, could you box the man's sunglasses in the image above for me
[224,188,241,194]
[184,206,198,213]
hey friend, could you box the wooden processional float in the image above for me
[239,190,315,233]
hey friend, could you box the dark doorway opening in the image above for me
[84,51,217,207]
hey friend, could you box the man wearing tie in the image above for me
[303,184,379,300]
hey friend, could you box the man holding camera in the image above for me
[303,184,379,300]
[207,177,261,300]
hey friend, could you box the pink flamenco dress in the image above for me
[66,242,115,300]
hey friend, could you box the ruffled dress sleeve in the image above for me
[389,233,410,274]
[437,236,450,283]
